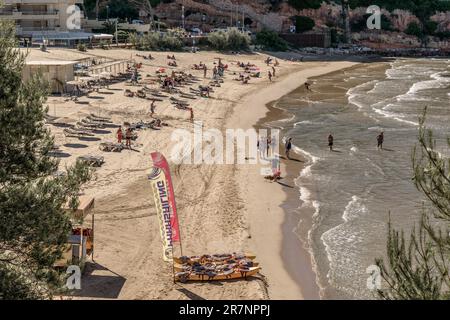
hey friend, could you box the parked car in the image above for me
[190,27,203,35]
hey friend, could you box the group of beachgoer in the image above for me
[283,132,385,160]
[116,126,133,149]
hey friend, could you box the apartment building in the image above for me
[0,0,90,43]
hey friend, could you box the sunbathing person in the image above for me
[264,169,281,182]
[124,89,134,97]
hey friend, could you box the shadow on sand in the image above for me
[72,262,126,299]
[280,156,304,162]
[176,287,206,300]
[64,143,88,149]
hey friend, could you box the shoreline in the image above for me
[258,62,391,300]
[256,101,320,299]
[31,46,363,299]
[228,61,360,299]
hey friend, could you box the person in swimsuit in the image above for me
[125,128,132,149]
[285,138,292,159]
[377,132,384,150]
[117,126,123,144]
[328,133,334,151]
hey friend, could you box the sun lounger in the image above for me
[180,93,197,100]
[64,128,91,138]
[81,118,105,128]
[99,142,124,152]
[44,114,58,123]
[170,97,189,104]
[87,115,112,123]
[89,113,112,122]
[77,155,105,167]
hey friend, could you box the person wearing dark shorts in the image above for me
[126,128,132,149]
[285,138,292,159]
[328,133,334,151]
[377,132,384,150]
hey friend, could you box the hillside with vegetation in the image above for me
[82,0,450,48]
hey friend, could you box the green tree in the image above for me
[405,21,423,38]
[255,29,289,51]
[0,20,91,299]
[208,31,228,51]
[376,107,450,300]
[208,29,250,51]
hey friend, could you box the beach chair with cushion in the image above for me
[89,114,112,122]
[77,155,105,167]
[99,142,124,152]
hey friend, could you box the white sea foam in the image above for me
[342,196,367,223]
[372,107,419,126]
[293,120,313,127]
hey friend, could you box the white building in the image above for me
[0,0,93,45]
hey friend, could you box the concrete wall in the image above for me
[23,63,75,93]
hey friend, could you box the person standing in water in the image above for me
[377,132,384,150]
[305,82,312,91]
[285,138,292,159]
[328,133,334,151]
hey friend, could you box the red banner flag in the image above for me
[150,152,181,244]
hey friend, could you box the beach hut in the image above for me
[23,60,78,94]
[55,196,95,268]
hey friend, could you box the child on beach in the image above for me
[268,71,273,82]
[117,126,123,144]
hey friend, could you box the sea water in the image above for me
[272,58,450,299]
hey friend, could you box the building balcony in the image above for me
[0,10,59,20]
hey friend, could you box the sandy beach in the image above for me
[30,47,358,300]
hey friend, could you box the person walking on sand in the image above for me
[150,100,156,117]
[272,66,276,77]
[203,64,207,78]
[190,107,194,123]
[268,71,273,82]
[117,126,123,144]
[328,133,334,151]
[125,128,132,149]
[377,132,384,150]
[285,137,292,160]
